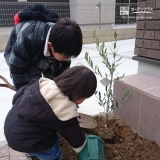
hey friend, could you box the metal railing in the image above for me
[0,2,137,30]
[0,2,70,27]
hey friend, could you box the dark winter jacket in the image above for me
[14,3,59,25]
[4,78,86,153]
[4,4,71,90]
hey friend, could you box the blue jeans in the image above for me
[27,138,62,160]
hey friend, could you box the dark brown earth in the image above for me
[60,115,160,160]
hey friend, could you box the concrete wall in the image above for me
[137,61,160,78]
[82,28,136,44]
[69,0,116,25]
[0,35,10,52]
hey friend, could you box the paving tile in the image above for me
[139,93,160,146]
[145,86,160,99]
[9,148,30,160]
[113,81,141,132]
[0,156,9,160]
[0,141,9,158]
[122,73,160,93]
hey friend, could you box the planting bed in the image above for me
[60,115,160,160]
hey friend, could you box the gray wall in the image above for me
[27,0,69,1]
[69,0,116,25]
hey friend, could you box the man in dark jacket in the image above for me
[4,4,83,90]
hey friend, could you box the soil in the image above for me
[60,115,160,160]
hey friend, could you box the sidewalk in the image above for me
[0,39,138,159]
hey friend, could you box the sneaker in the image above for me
[32,157,39,160]
[25,153,39,160]
[25,153,33,157]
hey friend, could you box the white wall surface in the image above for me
[69,0,116,25]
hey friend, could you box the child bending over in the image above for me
[4,66,97,160]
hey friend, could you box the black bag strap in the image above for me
[33,21,45,54]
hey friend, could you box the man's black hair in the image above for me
[49,18,83,58]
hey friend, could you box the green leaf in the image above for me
[98,91,101,99]
[95,65,97,71]
[105,73,108,78]
[100,42,105,52]
[113,52,116,58]
[121,74,125,79]
[96,37,99,47]
[116,56,122,62]
[97,68,102,77]
[114,42,117,49]
[115,63,121,68]
[90,60,93,68]
[107,58,111,66]
[127,91,132,98]
[105,85,108,91]
[122,97,124,103]
[104,48,107,54]
[85,52,89,61]
[110,104,114,110]
[114,31,118,39]
[93,29,96,39]
[116,100,119,108]
[98,102,103,106]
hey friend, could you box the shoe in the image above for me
[25,153,33,157]
[32,157,39,160]
[25,153,39,160]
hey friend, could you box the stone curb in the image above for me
[0,140,30,160]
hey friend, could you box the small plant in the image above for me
[85,30,131,127]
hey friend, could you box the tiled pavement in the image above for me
[0,140,30,160]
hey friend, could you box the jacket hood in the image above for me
[14,3,59,25]
[39,78,79,121]
[16,78,78,122]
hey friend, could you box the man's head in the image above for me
[48,18,83,61]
